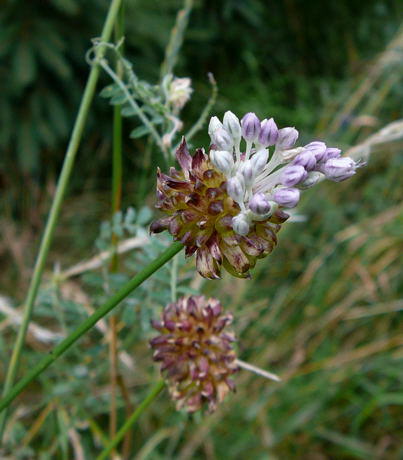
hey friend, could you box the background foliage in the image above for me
[0,0,402,458]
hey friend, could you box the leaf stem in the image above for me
[96,380,165,460]
[0,242,183,418]
[0,0,123,442]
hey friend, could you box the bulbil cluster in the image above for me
[150,138,288,279]
[150,295,238,412]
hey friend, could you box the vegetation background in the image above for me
[0,0,402,458]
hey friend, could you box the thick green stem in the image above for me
[0,242,183,417]
[97,380,165,460]
[0,0,123,442]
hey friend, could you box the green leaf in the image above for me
[129,125,151,138]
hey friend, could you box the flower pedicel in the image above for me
[151,111,363,279]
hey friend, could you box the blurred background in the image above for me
[0,0,402,458]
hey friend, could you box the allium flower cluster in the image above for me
[208,112,362,236]
[151,111,362,279]
[150,295,238,412]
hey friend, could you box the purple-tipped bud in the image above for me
[208,116,223,137]
[210,150,234,175]
[323,147,341,162]
[251,149,269,173]
[211,127,234,151]
[240,160,254,187]
[322,157,358,182]
[223,111,242,141]
[226,174,245,203]
[258,118,279,147]
[280,165,308,186]
[292,149,317,171]
[249,193,271,215]
[299,171,324,189]
[304,141,327,162]
[231,213,250,236]
[241,112,261,142]
[276,127,299,149]
[273,187,300,208]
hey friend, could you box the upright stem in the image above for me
[97,380,165,460]
[0,0,122,442]
[0,242,183,423]
[109,1,125,441]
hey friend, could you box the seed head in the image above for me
[150,295,238,412]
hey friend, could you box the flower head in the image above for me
[151,111,363,278]
[168,77,193,111]
[150,295,238,412]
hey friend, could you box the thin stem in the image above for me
[0,0,123,442]
[109,0,125,442]
[96,380,165,460]
[0,242,183,417]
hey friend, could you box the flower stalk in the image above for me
[0,242,183,417]
[0,0,123,442]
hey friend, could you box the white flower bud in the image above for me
[223,111,242,141]
[208,116,223,137]
[210,150,234,175]
[298,171,324,189]
[279,146,305,162]
[239,160,255,187]
[251,149,269,173]
[232,213,250,236]
[226,174,245,203]
[211,127,234,151]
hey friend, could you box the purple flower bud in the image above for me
[323,147,341,162]
[322,157,358,182]
[240,160,254,187]
[210,150,234,175]
[251,149,269,173]
[232,213,250,236]
[276,127,299,149]
[280,165,307,186]
[211,127,234,151]
[226,174,245,203]
[249,193,271,215]
[292,149,316,171]
[241,112,261,142]
[304,141,327,162]
[273,187,300,208]
[258,118,278,147]
[223,111,241,141]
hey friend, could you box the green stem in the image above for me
[0,0,123,442]
[97,380,165,460]
[0,243,183,416]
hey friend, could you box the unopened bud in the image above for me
[226,174,245,203]
[258,118,279,147]
[208,116,223,137]
[323,147,341,162]
[298,171,324,189]
[280,165,307,186]
[251,148,269,174]
[232,213,250,236]
[273,187,300,208]
[210,150,234,175]
[279,146,304,162]
[292,149,316,171]
[240,160,254,187]
[277,127,299,149]
[322,157,358,182]
[241,112,261,142]
[211,127,234,151]
[248,193,271,214]
[304,141,327,162]
[223,111,242,141]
